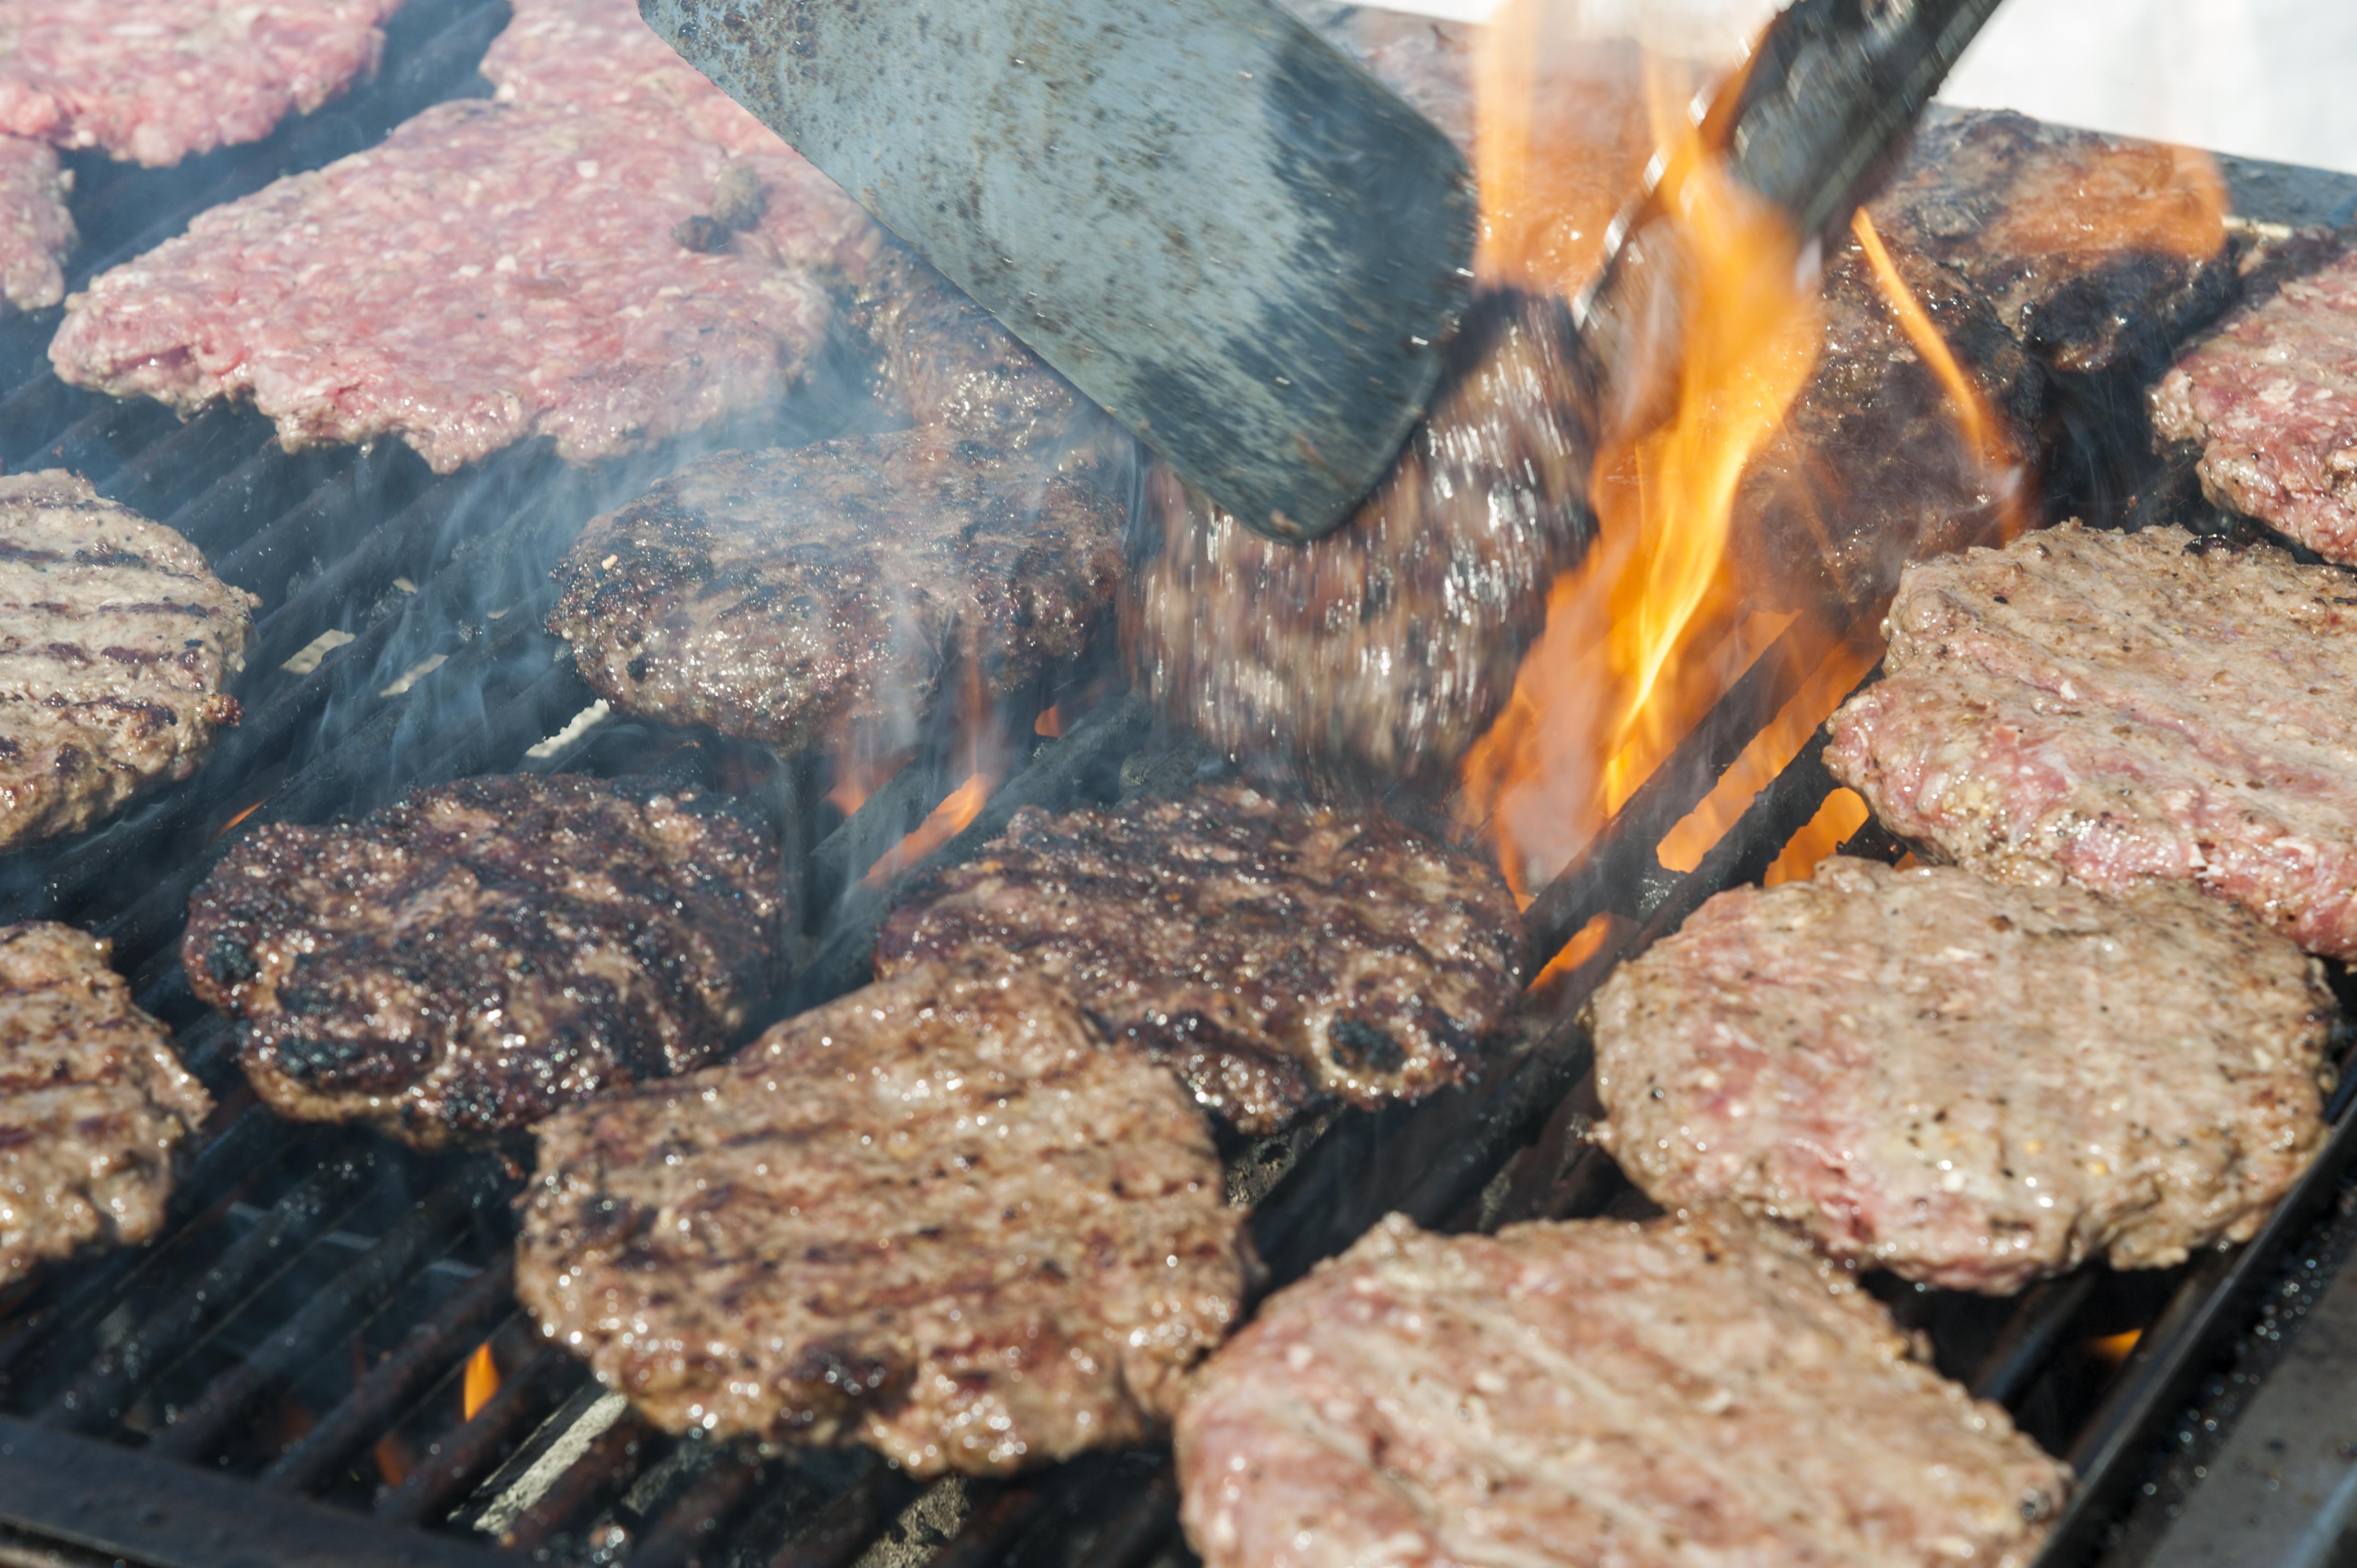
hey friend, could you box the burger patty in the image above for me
[1733,236,2045,618]
[0,922,211,1290]
[1826,524,2357,958]
[876,782,1524,1133]
[49,88,869,473]
[0,0,401,168]
[0,133,70,313]
[2150,237,2357,564]
[517,963,1254,1476]
[851,246,1098,455]
[1590,857,2333,1293]
[0,470,256,851]
[548,435,1126,754]
[1868,107,2237,380]
[1129,290,1593,782]
[1177,1214,2068,1568]
[183,773,781,1147]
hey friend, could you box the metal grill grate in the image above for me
[2,7,2357,1566]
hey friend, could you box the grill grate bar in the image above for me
[376,1345,580,1529]
[39,1146,380,1435]
[263,1254,517,1494]
[146,1157,512,1465]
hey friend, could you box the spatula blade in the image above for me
[642,0,1477,542]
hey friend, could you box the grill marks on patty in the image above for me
[0,470,256,851]
[517,964,1254,1476]
[0,922,211,1290]
[548,436,1126,755]
[1590,858,2334,1293]
[1177,1214,2068,1568]
[877,783,1525,1132]
[1827,523,2357,958]
[183,774,782,1147]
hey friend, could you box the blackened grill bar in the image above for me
[0,4,2350,1565]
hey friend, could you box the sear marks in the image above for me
[517,964,1254,1476]
[183,774,781,1147]
[548,436,1126,754]
[1590,858,2334,1293]
[1130,291,1593,783]
[1826,523,2357,959]
[0,470,256,851]
[0,922,210,1290]
[876,782,1524,1133]
[1868,107,2237,381]
[1177,1213,2068,1568]
[2151,235,2357,564]
[0,133,71,314]
[0,0,399,168]
[1733,238,2045,618]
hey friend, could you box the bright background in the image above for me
[1377,0,2357,174]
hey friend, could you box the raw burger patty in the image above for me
[548,434,1126,754]
[877,782,1524,1133]
[49,93,866,472]
[1826,522,2357,958]
[183,773,781,1147]
[1130,290,1592,781]
[1869,106,2237,379]
[2151,237,2357,564]
[517,964,1254,1476]
[1590,857,2333,1293]
[1177,1214,2067,1568]
[0,0,401,168]
[0,922,210,1289]
[0,470,256,851]
[0,134,71,312]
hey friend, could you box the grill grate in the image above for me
[2,6,2357,1565]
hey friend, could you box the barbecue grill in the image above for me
[4,4,2357,1565]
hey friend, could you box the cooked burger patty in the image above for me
[0,0,400,168]
[1826,523,2357,958]
[1733,237,2044,617]
[1177,1214,2067,1568]
[0,922,210,1289]
[517,964,1253,1476]
[876,782,1523,1133]
[0,471,256,851]
[852,246,1097,455]
[1869,107,2236,379]
[1591,857,2333,1293]
[184,773,780,1147]
[549,435,1126,754]
[0,134,70,313]
[49,90,868,473]
[2150,237,2357,564]
[1130,290,1592,781]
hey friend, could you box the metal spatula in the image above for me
[641,0,2005,542]
[641,0,1477,544]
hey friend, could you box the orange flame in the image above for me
[1457,43,1824,903]
[2090,1328,2142,1367]
[462,1342,499,1421]
[824,745,909,819]
[1850,208,2029,541]
[1981,138,2227,265]
[210,798,266,843]
[1033,704,1063,739]
[1764,787,1870,887]
[862,772,993,889]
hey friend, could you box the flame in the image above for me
[1530,912,1617,992]
[1458,40,1824,902]
[1034,704,1063,739]
[374,1432,414,1487]
[210,798,266,842]
[862,771,993,889]
[1764,787,1870,887]
[2090,1328,2141,1366]
[824,744,909,819]
[1981,138,2227,264]
[1850,209,2029,541]
[462,1341,500,1421]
